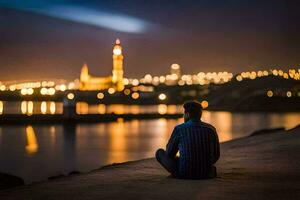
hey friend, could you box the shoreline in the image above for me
[1,125,299,199]
[0,109,299,125]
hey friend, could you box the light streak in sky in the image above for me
[0,0,149,33]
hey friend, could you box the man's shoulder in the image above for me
[174,121,217,133]
[174,123,188,130]
[199,121,217,132]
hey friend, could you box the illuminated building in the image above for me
[80,39,124,91]
[165,63,181,85]
[170,63,181,79]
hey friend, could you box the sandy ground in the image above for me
[0,126,299,200]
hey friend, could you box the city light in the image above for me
[108,88,116,94]
[27,101,33,116]
[41,101,47,114]
[131,92,139,99]
[76,102,89,115]
[124,89,131,95]
[0,67,296,97]
[0,101,3,115]
[58,84,67,91]
[236,75,243,81]
[25,126,38,154]
[0,85,6,91]
[21,88,27,95]
[40,101,56,115]
[9,85,16,91]
[267,90,273,97]
[98,104,106,114]
[201,100,209,109]
[132,79,139,86]
[21,101,34,116]
[27,88,34,95]
[158,104,167,114]
[50,102,56,114]
[21,101,27,114]
[0,45,298,117]
[158,93,167,100]
[123,78,129,85]
[48,88,56,95]
[39,87,56,96]
[113,48,122,56]
[67,93,75,100]
[40,88,47,95]
[144,74,152,83]
[97,92,105,99]
[233,68,300,82]
[21,88,34,96]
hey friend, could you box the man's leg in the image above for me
[155,148,178,177]
[208,165,217,178]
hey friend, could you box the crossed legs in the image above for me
[155,148,178,177]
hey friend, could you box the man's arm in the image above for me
[211,130,220,164]
[166,127,180,158]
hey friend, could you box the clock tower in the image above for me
[112,39,124,91]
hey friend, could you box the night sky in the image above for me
[0,0,300,81]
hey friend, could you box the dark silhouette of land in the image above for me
[0,75,299,112]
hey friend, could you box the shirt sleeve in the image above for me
[166,127,180,158]
[211,130,220,164]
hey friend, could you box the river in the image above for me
[0,109,299,183]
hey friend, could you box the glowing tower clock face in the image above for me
[113,48,122,55]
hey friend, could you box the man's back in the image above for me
[166,120,220,179]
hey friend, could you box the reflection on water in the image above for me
[41,101,47,114]
[202,111,233,141]
[4,101,63,115]
[0,101,3,115]
[40,101,56,115]
[21,101,27,115]
[98,104,106,114]
[49,126,56,146]
[107,121,128,163]
[3,101,182,115]
[25,126,38,154]
[107,104,125,114]
[273,113,300,129]
[0,111,299,183]
[50,102,56,114]
[75,103,182,115]
[158,104,167,114]
[77,102,89,115]
[27,101,33,116]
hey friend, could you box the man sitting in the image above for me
[156,100,220,179]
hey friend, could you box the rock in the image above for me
[287,124,300,132]
[68,171,80,176]
[48,174,65,180]
[0,173,24,190]
[249,127,285,137]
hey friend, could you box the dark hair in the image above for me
[183,100,202,119]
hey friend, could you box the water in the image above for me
[0,101,181,115]
[0,111,299,183]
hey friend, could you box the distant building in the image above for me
[80,39,124,91]
[170,63,181,79]
[164,63,182,85]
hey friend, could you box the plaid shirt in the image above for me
[166,119,220,178]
